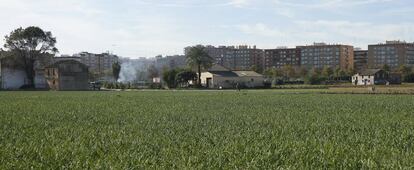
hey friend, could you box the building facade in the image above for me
[232,45,264,71]
[154,55,187,71]
[352,69,401,85]
[203,45,230,66]
[297,43,354,70]
[200,65,265,89]
[354,50,368,72]
[1,52,53,89]
[264,48,300,70]
[368,41,414,69]
[53,56,82,63]
[45,60,89,91]
[186,45,264,71]
[74,52,119,74]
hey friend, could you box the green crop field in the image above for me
[1,91,414,169]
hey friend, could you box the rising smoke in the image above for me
[119,58,154,83]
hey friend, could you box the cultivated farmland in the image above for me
[1,91,414,169]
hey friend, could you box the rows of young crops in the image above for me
[0,91,414,169]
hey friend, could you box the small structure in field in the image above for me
[200,65,265,89]
[352,69,401,86]
[45,60,89,91]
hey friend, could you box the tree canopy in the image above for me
[112,61,121,82]
[185,45,214,87]
[3,26,58,88]
[4,26,58,54]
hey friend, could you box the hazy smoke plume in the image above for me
[119,58,154,82]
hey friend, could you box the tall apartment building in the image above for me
[74,52,119,74]
[154,55,187,70]
[53,55,82,63]
[297,43,354,70]
[368,41,414,69]
[186,45,264,71]
[264,47,300,70]
[203,45,230,66]
[354,50,368,72]
[232,45,264,71]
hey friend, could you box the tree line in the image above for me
[263,64,414,85]
[262,65,355,85]
[147,45,214,89]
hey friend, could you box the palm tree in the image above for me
[185,45,213,87]
[112,61,121,82]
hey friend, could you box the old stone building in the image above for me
[1,51,53,89]
[45,60,89,91]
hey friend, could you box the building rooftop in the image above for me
[297,43,352,47]
[371,40,414,46]
[358,69,382,76]
[208,64,231,71]
[47,60,88,69]
[233,71,263,77]
[209,71,239,77]
[206,64,263,77]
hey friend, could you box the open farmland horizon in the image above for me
[1,91,414,169]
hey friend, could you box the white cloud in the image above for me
[0,0,191,58]
[237,23,286,37]
[227,0,250,7]
[273,0,393,9]
[0,0,411,57]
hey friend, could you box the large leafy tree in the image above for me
[185,45,213,87]
[334,66,341,80]
[322,66,334,80]
[398,65,411,76]
[383,64,391,72]
[299,67,309,78]
[282,65,296,79]
[272,68,284,78]
[4,26,58,87]
[162,69,179,88]
[112,61,121,82]
[250,65,263,74]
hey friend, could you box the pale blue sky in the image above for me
[0,0,413,58]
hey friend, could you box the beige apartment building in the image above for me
[186,45,264,71]
[367,41,414,69]
[74,52,119,73]
[264,47,300,70]
[354,50,368,72]
[297,43,354,70]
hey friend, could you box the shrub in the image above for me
[403,73,414,83]
[305,74,327,85]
